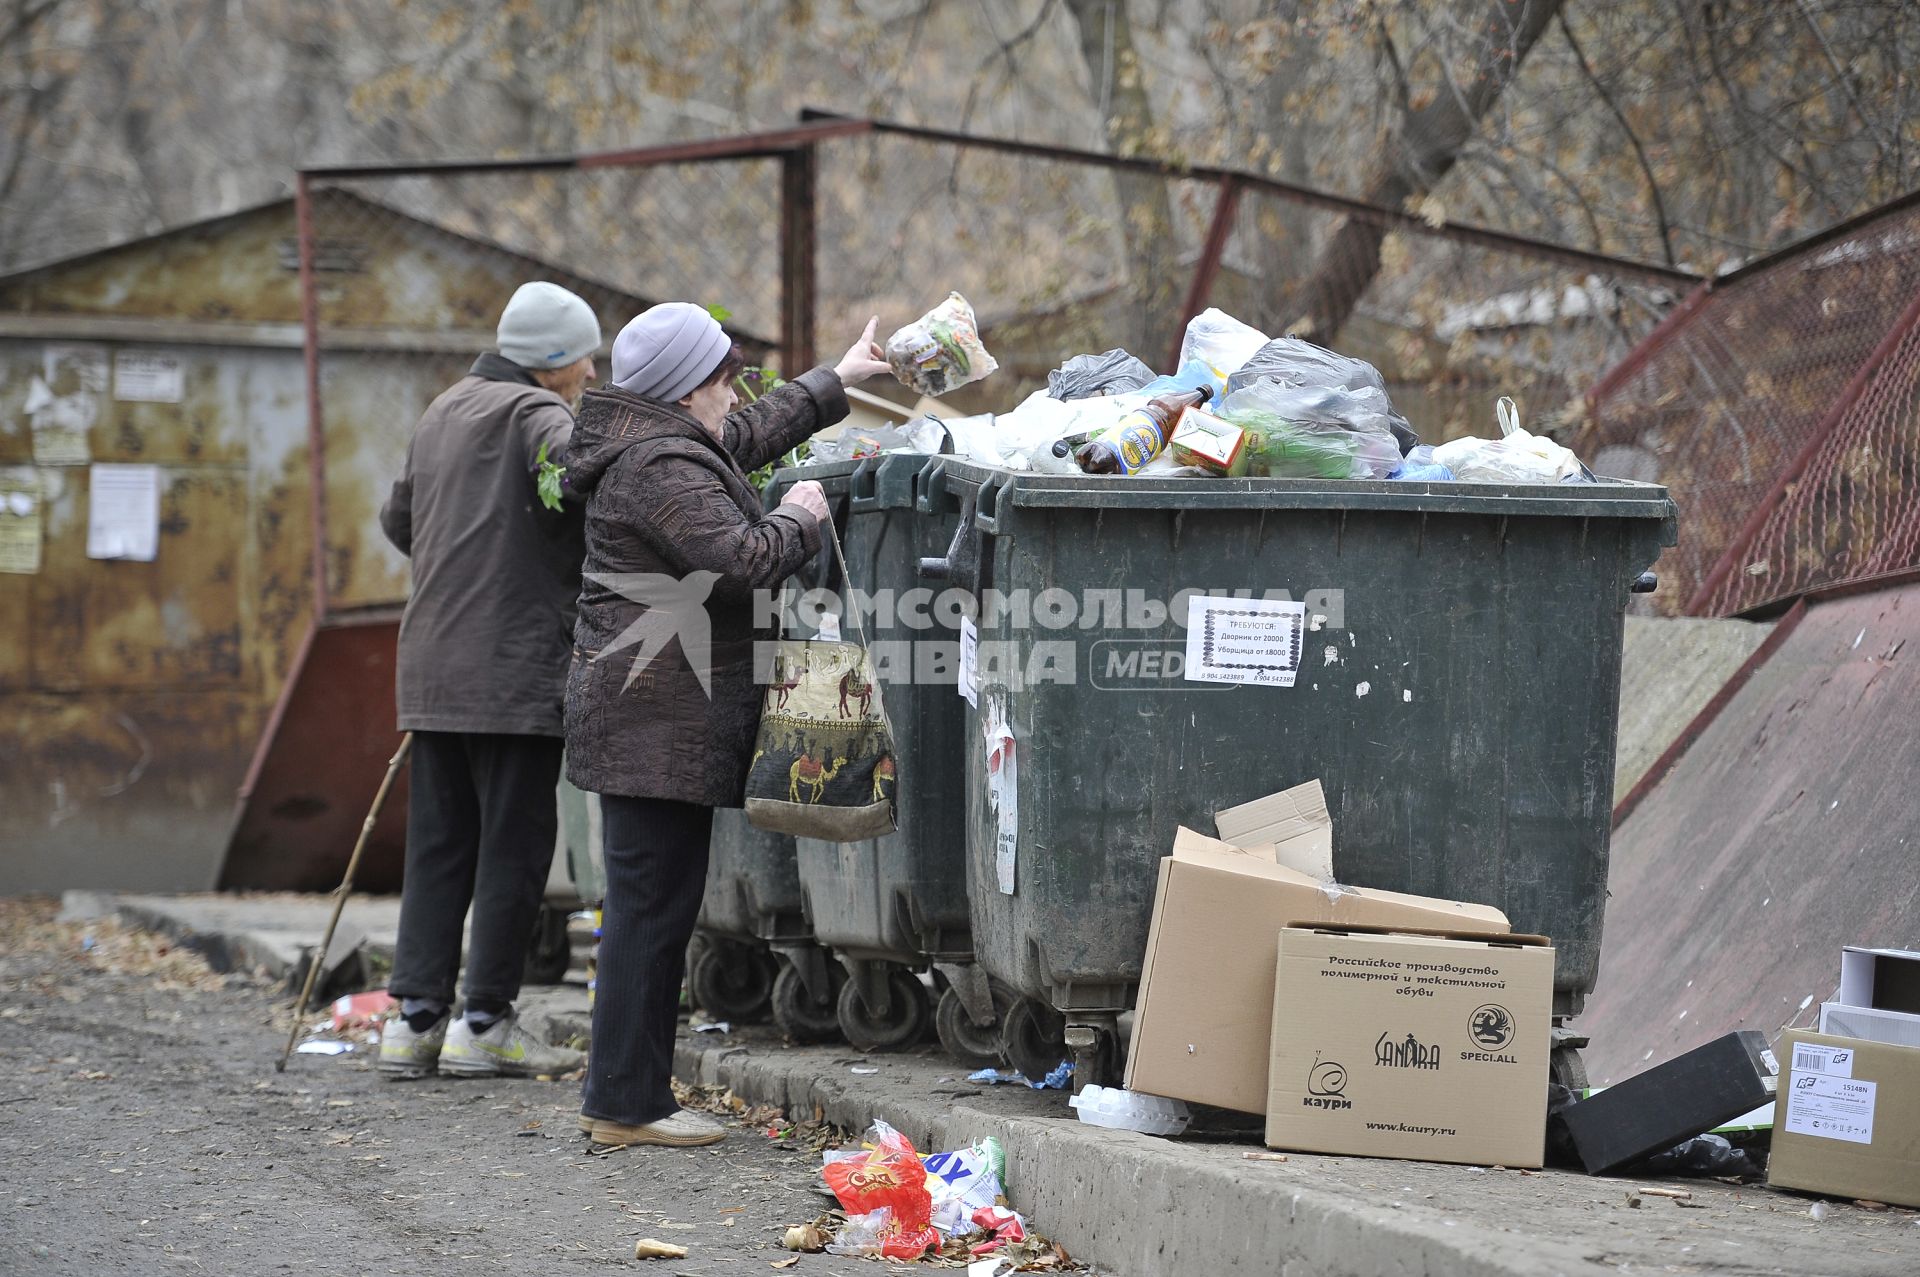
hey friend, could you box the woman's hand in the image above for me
[780,480,830,524]
[834,316,889,388]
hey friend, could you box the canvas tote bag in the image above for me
[743,521,898,840]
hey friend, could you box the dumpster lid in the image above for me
[937,459,1674,520]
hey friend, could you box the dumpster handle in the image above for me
[914,458,950,513]
[848,457,879,511]
[974,472,1010,535]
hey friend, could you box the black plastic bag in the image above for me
[1046,349,1155,400]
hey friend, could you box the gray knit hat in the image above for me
[496,282,602,370]
[612,303,732,402]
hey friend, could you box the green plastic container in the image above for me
[922,459,1675,1081]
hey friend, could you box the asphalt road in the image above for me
[0,898,891,1277]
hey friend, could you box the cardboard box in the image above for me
[1213,778,1334,881]
[1819,1002,1920,1049]
[1265,926,1555,1167]
[1124,819,1508,1116]
[1170,406,1249,476]
[1769,1031,1920,1209]
[1813,947,1920,1048]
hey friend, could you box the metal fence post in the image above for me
[1169,175,1242,371]
[295,172,330,622]
[780,145,818,377]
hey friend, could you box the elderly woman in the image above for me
[563,303,888,1147]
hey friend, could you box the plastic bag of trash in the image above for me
[807,420,945,463]
[821,1119,934,1256]
[1219,381,1404,479]
[1388,444,1454,482]
[1637,1132,1766,1178]
[1179,308,1270,400]
[923,1137,1007,1236]
[1069,1084,1192,1136]
[1228,336,1418,454]
[1431,397,1587,484]
[826,1207,942,1260]
[1047,349,1155,400]
[886,292,999,397]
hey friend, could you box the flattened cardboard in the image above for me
[1124,827,1508,1115]
[1769,1031,1920,1209]
[1213,779,1334,881]
[1265,926,1554,1167]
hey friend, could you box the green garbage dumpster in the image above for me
[916,459,1674,1088]
[770,456,996,1062]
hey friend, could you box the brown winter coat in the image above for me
[562,366,847,803]
[381,353,584,737]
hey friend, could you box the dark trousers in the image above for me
[388,730,563,1009]
[582,795,713,1125]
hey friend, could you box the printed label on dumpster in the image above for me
[1784,1071,1875,1144]
[113,351,185,403]
[958,617,978,707]
[1183,595,1307,687]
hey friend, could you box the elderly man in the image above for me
[376,281,600,1081]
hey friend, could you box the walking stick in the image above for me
[275,732,413,1072]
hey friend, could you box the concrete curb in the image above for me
[671,1039,1610,1277]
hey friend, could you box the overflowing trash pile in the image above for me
[818,296,1597,485]
[782,1119,1072,1268]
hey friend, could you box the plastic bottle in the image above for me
[1073,386,1212,475]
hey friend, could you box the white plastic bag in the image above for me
[1178,308,1269,400]
[1431,397,1584,484]
[886,292,999,397]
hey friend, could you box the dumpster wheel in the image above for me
[836,965,930,1053]
[999,996,1068,1084]
[934,983,1011,1069]
[687,941,776,1024]
[771,960,845,1044]
[1549,1042,1590,1092]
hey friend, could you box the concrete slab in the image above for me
[1581,583,1920,1086]
[1613,616,1773,803]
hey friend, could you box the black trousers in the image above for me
[582,795,713,1125]
[388,730,563,1009]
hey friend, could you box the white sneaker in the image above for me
[589,1108,726,1148]
[378,1012,447,1080]
[439,1012,584,1079]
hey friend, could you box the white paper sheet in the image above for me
[1183,594,1307,687]
[86,464,160,562]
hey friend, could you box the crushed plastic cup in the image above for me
[1067,1084,1191,1136]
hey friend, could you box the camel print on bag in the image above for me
[743,637,897,841]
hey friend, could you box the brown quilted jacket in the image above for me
[561,366,846,803]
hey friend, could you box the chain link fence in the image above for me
[299,118,1687,615]
[1584,197,1920,617]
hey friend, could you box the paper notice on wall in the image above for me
[113,350,186,403]
[958,616,979,707]
[1183,594,1307,687]
[984,711,1017,894]
[26,344,108,466]
[1784,1071,1876,1145]
[0,467,42,574]
[86,463,160,562]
